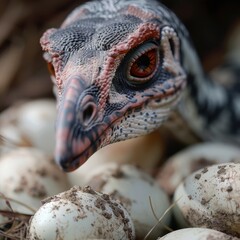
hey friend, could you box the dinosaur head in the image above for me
[40,1,186,171]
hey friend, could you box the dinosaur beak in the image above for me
[55,77,105,172]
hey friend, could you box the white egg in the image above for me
[0,148,70,217]
[28,186,135,240]
[70,163,170,239]
[158,228,239,240]
[173,163,240,237]
[156,142,240,195]
[0,99,56,155]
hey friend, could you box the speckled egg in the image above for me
[173,163,240,237]
[0,148,70,216]
[158,228,239,240]
[69,163,170,239]
[28,186,135,240]
[156,142,240,195]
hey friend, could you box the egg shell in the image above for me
[70,163,170,239]
[0,148,70,216]
[158,228,239,240]
[156,142,240,195]
[0,99,56,155]
[29,186,135,240]
[173,163,240,237]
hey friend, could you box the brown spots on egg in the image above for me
[174,163,240,237]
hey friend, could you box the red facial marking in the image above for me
[95,22,160,115]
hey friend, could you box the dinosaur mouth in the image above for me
[60,137,100,171]
[147,76,186,109]
[153,86,183,108]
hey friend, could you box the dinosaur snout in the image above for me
[54,77,102,172]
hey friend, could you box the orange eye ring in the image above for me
[128,43,159,84]
[130,49,157,78]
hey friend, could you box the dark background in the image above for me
[0,0,239,111]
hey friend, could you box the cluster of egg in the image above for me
[0,99,240,240]
[0,100,70,226]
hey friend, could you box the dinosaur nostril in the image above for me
[82,102,97,126]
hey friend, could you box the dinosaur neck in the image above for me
[179,37,240,144]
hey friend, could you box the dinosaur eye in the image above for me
[128,42,159,84]
[47,62,56,77]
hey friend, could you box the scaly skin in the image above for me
[40,0,240,172]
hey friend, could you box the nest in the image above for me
[0,194,33,240]
[0,1,239,239]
